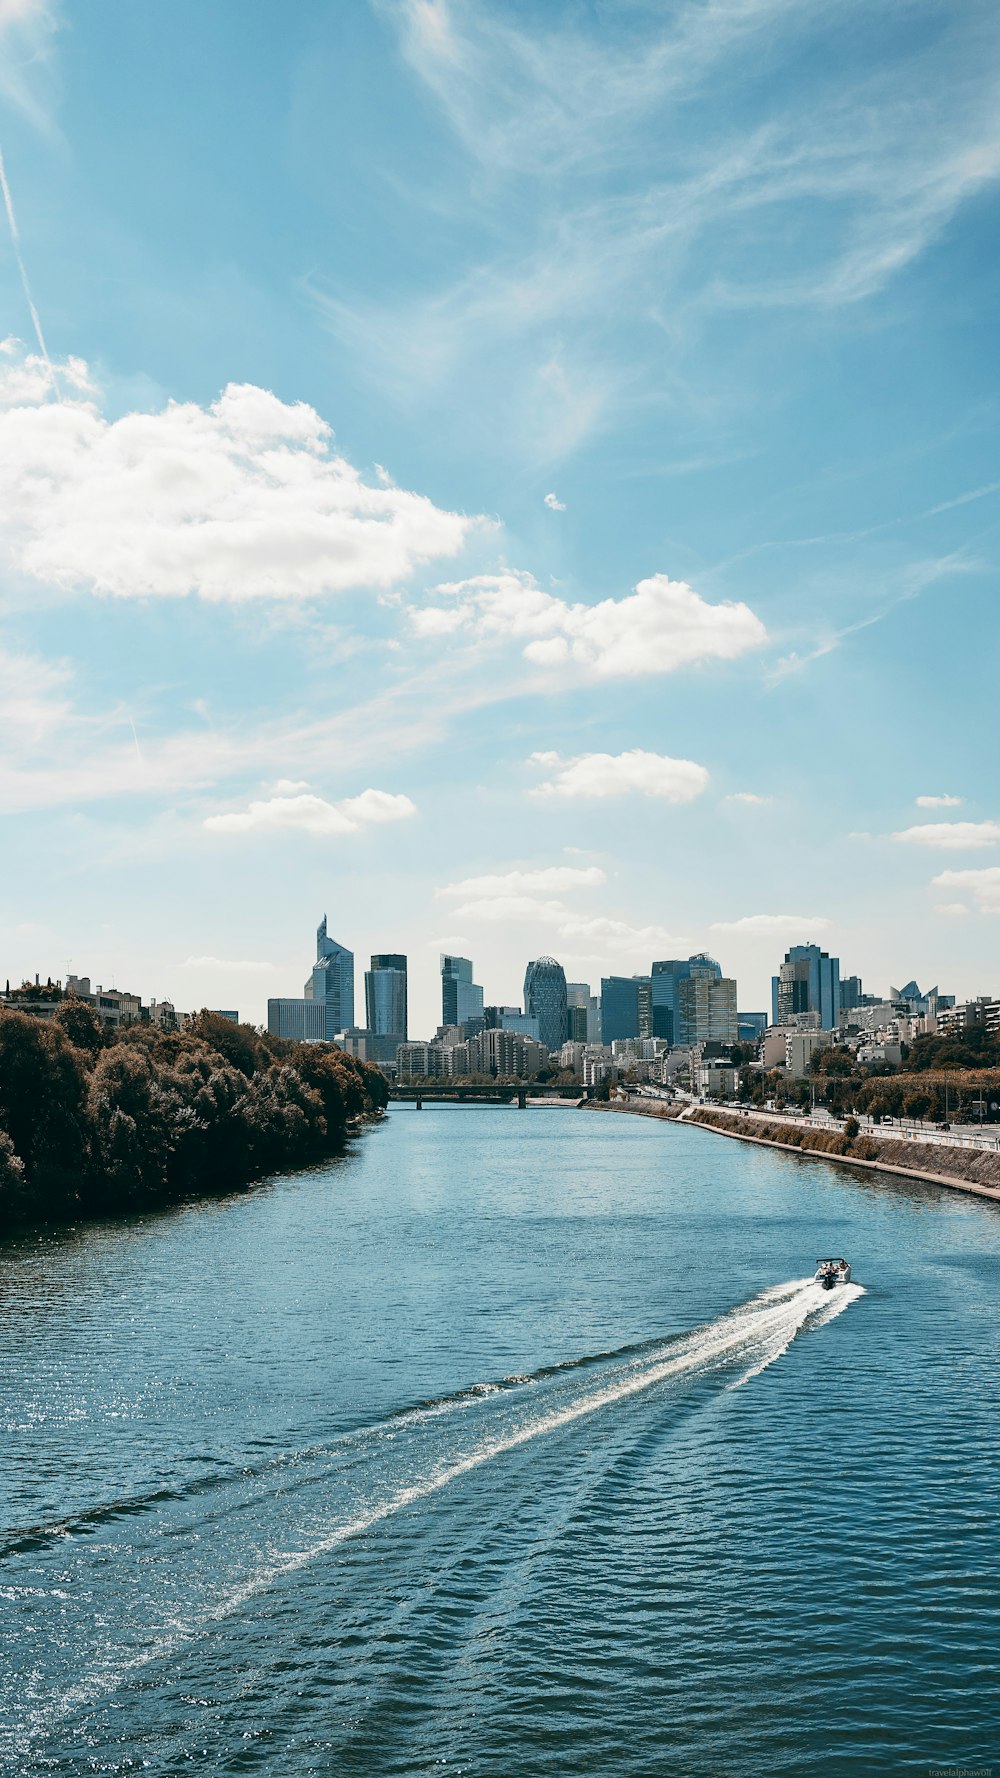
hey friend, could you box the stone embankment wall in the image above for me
[686,1106,1000,1199]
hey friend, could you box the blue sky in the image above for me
[1,0,998,1036]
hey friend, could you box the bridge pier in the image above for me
[517,1086,526,1109]
[416,1094,422,1110]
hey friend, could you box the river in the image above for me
[1,1106,997,1775]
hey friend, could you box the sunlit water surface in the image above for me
[1,1107,998,1775]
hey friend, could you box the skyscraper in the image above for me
[772,944,841,1030]
[303,915,354,1039]
[651,954,721,1042]
[365,953,408,1060]
[565,982,591,1044]
[601,976,642,1044]
[523,956,568,1054]
[677,973,738,1045]
[440,955,484,1032]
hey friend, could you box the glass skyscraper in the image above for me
[771,945,841,1030]
[523,956,568,1054]
[304,915,355,1039]
[365,953,408,1058]
[651,955,721,1043]
[440,955,484,1031]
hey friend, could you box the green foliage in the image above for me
[906,1029,1000,1072]
[0,1008,386,1231]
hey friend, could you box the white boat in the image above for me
[815,1257,851,1289]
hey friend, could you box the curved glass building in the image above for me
[523,956,568,1055]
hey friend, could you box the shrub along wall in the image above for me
[689,1106,1000,1192]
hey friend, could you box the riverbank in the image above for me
[587,1099,1000,1202]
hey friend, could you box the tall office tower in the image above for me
[600,975,641,1044]
[677,973,739,1045]
[523,956,568,1054]
[651,954,721,1042]
[304,915,354,1039]
[772,944,841,1030]
[635,976,653,1040]
[839,975,864,1012]
[365,953,408,1062]
[566,982,591,1045]
[440,955,484,1032]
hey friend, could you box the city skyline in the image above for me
[1,3,998,1044]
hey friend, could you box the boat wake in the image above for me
[4,1276,864,1755]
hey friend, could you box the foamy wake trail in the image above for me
[20,1277,863,1741]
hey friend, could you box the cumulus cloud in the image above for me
[543,492,566,511]
[204,787,416,837]
[438,864,606,899]
[916,793,963,808]
[933,903,969,918]
[0,344,477,601]
[411,569,766,680]
[930,868,1000,914]
[529,748,709,803]
[710,914,832,935]
[894,821,1000,851]
[725,791,770,806]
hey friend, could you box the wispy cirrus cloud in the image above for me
[412,571,765,681]
[326,0,1000,465]
[529,748,709,802]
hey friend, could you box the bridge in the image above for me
[391,1085,528,1108]
[390,1087,587,1109]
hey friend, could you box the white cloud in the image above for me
[0,345,478,602]
[894,821,1000,851]
[930,868,1000,914]
[933,903,969,918]
[543,492,566,511]
[916,793,963,808]
[529,748,709,803]
[339,788,418,824]
[438,864,605,899]
[179,956,275,973]
[204,788,416,838]
[710,914,832,934]
[725,791,770,806]
[414,570,766,681]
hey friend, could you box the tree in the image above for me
[0,1131,27,1228]
[53,997,105,1056]
[0,1011,89,1215]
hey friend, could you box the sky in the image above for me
[0,0,998,1039]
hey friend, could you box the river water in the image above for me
[1,1106,998,1775]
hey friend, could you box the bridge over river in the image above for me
[391,1087,587,1109]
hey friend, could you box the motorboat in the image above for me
[815,1258,851,1290]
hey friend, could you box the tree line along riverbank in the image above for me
[0,1003,389,1231]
